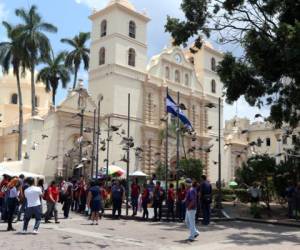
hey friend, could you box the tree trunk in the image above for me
[31,63,36,116]
[52,88,56,106]
[73,68,78,90]
[16,70,23,161]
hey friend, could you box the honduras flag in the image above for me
[166,94,193,131]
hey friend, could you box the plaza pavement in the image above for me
[0,209,300,250]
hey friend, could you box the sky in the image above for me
[0,0,270,122]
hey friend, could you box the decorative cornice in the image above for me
[89,3,150,22]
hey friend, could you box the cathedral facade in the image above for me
[87,0,225,183]
[0,0,227,183]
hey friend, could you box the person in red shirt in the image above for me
[44,181,60,223]
[0,174,10,221]
[177,183,187,221]
[167,183,175,221]
[131,179,140,216]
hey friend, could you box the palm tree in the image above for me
[0,22,27,160]
[15,5,57,116]
[37,51,70,106]
[61,32,90,89]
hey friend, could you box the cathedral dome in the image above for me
[108,0,135,10]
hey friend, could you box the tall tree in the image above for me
[0,21,27,160]
[37,51,70,106]
[61,32,90,89]
[165,0,300,128]
[15,5,57,116]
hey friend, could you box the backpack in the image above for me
[43,188,49,201]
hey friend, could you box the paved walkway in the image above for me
[0,210,300,250]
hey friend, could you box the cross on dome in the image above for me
[107,0,135,10]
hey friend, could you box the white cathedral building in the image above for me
[0,0,228,183]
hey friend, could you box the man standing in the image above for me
[62,178,73,219]
[152,181,164,221]
[184,179,199,241]
[167,183,175,221]
[44,181,60,224]
[23,177,42,234]
[285,182,295,219]
[111,180,124,219]
[200,175,212,225]
[131,179,140,216]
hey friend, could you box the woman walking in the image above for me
[141,183,150,220]
[87,180,101,225]
[6,177,21,231]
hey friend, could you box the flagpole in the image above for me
[176,92,180,192]
[165,87,169,192]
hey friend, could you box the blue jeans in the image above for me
[23,205,42,231]
[131,196,138,214]
[185,209,198,239]
[202,202,211,225]
[177,201,186,220]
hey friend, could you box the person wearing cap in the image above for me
[184,178,199,241]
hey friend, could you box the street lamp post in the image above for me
[126,93,131,216]
[206,97,222,210]
[217,97,222,209]
[96,94,103,179]
[105,116,111,185]
[91,109,96,178]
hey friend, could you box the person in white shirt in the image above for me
[23,177,42,234]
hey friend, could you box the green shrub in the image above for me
[235,189,250,203]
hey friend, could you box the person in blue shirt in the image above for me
[111,180,124,219]
[87,180,101,225]
[200,175,212,225]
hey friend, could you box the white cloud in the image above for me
[75,0,108,10]
[224,96,270,122]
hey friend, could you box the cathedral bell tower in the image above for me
[88,0,150,171]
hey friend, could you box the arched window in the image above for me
[184,74,189,86]
[165,66,170,79]
[128,48,136,67]
[211,57,216,71]
[101,20,107,37]
[35,96,39,107]
[129,21,136,38]
[211,79,216,93]
[99,47,105,65]
[175,70,180,83]
[11,93,18,104]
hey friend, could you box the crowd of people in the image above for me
[0,173,212,241]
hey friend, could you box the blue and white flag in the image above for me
[166,94,193,131]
